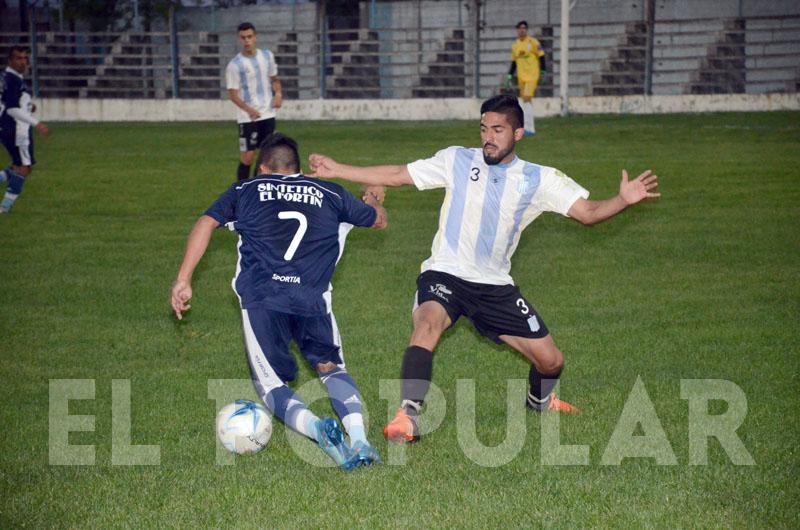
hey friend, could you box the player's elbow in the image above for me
[568,209,592,226]
[385,167,413,187]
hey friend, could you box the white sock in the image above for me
[299,410,321,440]
[524,101,535,132]
[342,413,367,445]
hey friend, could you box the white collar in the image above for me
[5,66,23,79]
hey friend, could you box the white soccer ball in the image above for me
[216,400,273,455]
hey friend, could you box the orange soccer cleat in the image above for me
[383,408,420,443]
[527,392,579,413]
[546,393,579,414]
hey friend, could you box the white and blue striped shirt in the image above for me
[408,147,589,285]
[225,49,279,123]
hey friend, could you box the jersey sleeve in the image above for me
[533,38,545,58]
[204,183,238,225]
[225,61,240,90]
[266,50,278,77]
[535,167,590,217]
[339,189,377,228]
[407,147,455,190]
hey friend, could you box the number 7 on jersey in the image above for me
[278,211,307,261]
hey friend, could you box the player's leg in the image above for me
[519,80,536,136]
[237,122,255,181]
[297,313,368,445]
[295,311,378,468]
[0,135,33,213]
[499,334,576,412]
[241,308,317,435]
[385,271,460,443]
[243,308,357,469]
[470,285,577,413]
[251,118,276,178]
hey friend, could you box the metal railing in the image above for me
[1,15,797,100]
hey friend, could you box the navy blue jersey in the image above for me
[205,174,377,316]
[0,67,31,135]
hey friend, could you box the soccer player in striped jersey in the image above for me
[508,20,545,136]
[309,94,660,443]
[0,46,50,213]
[226,22,282,181]
[171,133,387,470]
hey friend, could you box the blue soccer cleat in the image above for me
[350,440,382,468]
[314,417,356,471]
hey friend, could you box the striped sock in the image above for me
[263,385,319,440]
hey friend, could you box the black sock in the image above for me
[400,345,433,417]
[237,163,251,181]
[527,364,562,410]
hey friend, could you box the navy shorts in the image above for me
[414,270,550,344]
[0,128,35,167]
[238,118,276,152]
[241,307,344,393]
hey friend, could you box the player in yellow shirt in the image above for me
[508,21,545,136]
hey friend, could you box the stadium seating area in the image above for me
[0,15,797,99]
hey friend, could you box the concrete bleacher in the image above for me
[1,7,797,101]
[745,16,800,93]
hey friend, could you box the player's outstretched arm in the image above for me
[308,153,413,187]
[171,215,220,320]
[568,169,660,226]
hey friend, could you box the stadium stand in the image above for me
[1,9,797,101]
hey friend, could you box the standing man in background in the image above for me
[226,22,282,181]
[508,21,545,136]
[0,46,50,214]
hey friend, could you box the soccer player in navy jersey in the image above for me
[171,133,387,470]
[0,46,50,213]
[310,94,660,443]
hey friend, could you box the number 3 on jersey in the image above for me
[278,211,307,261]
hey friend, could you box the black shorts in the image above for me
[238,118,276,152]
[415,270,549,344]
[1,128,35,167]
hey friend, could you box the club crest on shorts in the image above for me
[429,283,452,302]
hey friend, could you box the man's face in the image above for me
[480,111,523,165]
[8,50,29,75]
[238,29,257,55]
[516,24,528,39]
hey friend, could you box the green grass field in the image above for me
[1,112,798,527]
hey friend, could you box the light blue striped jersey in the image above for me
[225,49,279,123]
[407,147,589,285]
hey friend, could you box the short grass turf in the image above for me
[0,112,798,527]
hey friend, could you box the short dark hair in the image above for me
[480,94,524,131]
[8,45,28,59]
[237,22,256,33]
[516,20,528,29]
[257,133,300,173]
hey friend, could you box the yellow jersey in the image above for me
[511,36,545,82]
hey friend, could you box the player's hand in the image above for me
[619,169,660,205]
[362,185,385,204]
[36,123,49,137]
[271,93,283,109]
[247,107,261,121]
[171,279,193,320]
[308,153,338,178]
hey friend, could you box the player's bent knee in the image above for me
[13,166,31,177]
[316,361,338,374]
[240,151,255,165]
[538,349,564,375]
